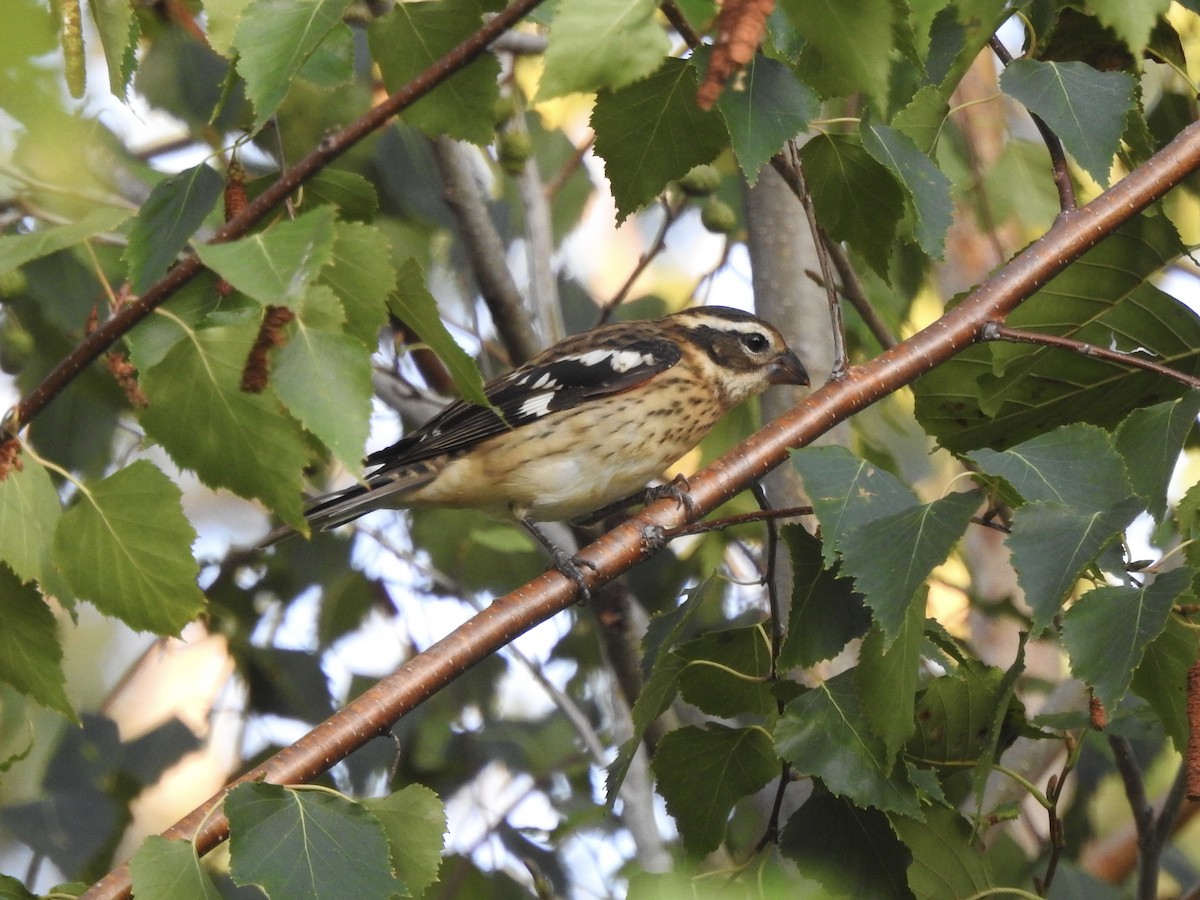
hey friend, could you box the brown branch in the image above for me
[1189,660,1200,801]
[660,0,702,48]
[3,0,550,443]
[79,111,1200,900]
[983,322,1200,388]
[989,36,1077,213]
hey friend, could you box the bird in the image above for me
[260,306,809,594]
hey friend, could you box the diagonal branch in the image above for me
[3,0,550,442]
[78,112,1200,900]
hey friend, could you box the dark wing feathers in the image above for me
[364,335,681,472]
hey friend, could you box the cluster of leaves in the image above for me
[1,0,1200,897]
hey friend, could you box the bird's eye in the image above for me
[740,332,770,353]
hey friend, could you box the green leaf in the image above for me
[0,455,60,585]
[0,206,131,274]
[390,258,488,407]
[710,52,818,184]
[204,0,252,57]
[370,0,499,145]
[1130,614,1199,752]
[778,525,870,669]
[321,222,395,346]
[194,206,336,307]
[53,461,205,634]
[999,60,1135,186]
[892,85,949,154]
[799,133,905,277]
[125,163,224,293]
[233,0,355,131]
[652,724,777,855]
[226,783,404,898]
[0,563,73,719]
[969,424,1135,514]
[1113,393,1200,522]
[591,58,729,223]
[363,785,446,897]
[607,580,718,800]
[862,124,952,259]
[89,0,138,94]
[272,287,372,471]
[790,445,917,567]
[837,492,978,644]
[305,170,380,223]
[779,793,914,898]
[129,836,221,900]
[1007,498,1142,632]
[1087,0,1171,61]
[139,323,308,527]
[677,625,774,718]
[856,594,924,762]
[913,216,1200,453]
[906,660,1010,766]
[537,0,669,100]
[0,873,37,899]
[1062,568,1189,712]
[776,672,922,817]
[890,807,992,898]
[781,0,894,110]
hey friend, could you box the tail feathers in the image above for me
[256,467,438,549]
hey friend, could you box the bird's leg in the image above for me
[519,517,597,601]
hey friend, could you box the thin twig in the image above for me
[432,136,543,363]
[982,322,1200,388]
[3,0,550,441]
[771,142,850,378]
[662,505,813,539]
[1109,735,1160,900]
[596,196,686,326]
[660,0,702,47]
[989,36,1076,213]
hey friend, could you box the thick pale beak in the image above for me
[767,350,810,386]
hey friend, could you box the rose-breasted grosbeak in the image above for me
[262,306,808,593]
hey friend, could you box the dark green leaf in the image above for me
[1088,0,1171,60]
[969,423,1135,513]
[53,461,205,635]
[1000,59,1135,185]
[89,0,138,94]
[711,52,817,184]
[779,793,913,898]
[857,593,924,761]
[1007,498,1142,632]
[233,0,354,131]
[906,659,1010,767]
[125,163,223,293]
[677,625,774,718]
[591,58,729,222]
[913,216,1200,452]
[321,221,395,347]
[363,785,446,896]
[838,492,978,644]
[799,133,905,277]
[776,671,922,816]
[778,525,870,669]
[370,0,499,145]
[129,835,221,900]
[652,724,777,855]
[781,0,894,110]
[1130,613,1199,752]
[226,783,403,898]
[0,563,73,719]
[1062,567,1189,711]
[305,170,380,223]
[862,124,952,259]
[790,445,917,567]
[537,0,669,100]
[1113,392,1200,521]
[390,258,488,407]
[890,807,992,898]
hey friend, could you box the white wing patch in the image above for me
[517,392,555,419]
[571,348,659,372]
